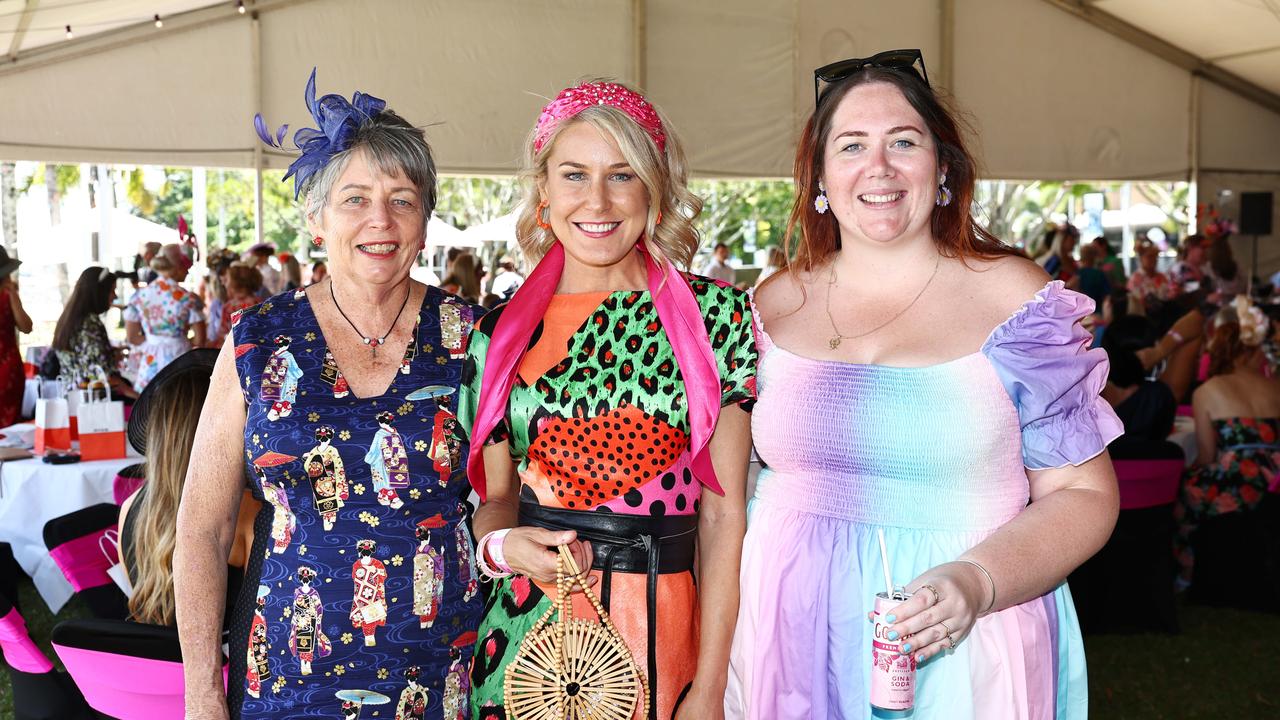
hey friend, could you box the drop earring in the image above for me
[936,173,952,207]
[814,180,830,214]
[536,200,552,230]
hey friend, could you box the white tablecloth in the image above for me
[0,454,140,612]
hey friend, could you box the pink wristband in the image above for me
[476,529,513,579]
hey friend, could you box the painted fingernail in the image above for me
[917,652,926,662]
[901,642,912,653]
[886,614,897,623]
[887,630,899,641]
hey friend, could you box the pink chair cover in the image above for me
[1114,459,1184,509]
[54,644,228,718]
[0,608,55,673]
[48,527,116,592]
[113,473,144,505]
[1175,404,1194,418]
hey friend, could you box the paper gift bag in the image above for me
[34,398,71,454]
[78,398,126,461]
[66,387,81,441]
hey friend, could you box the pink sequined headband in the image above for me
[533,81,667,153]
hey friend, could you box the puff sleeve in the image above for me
[982,281,1124,469]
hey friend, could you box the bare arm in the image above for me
[472,441,589,583]
[888,453,1119,663]
[6,283,32,333]
[173,336,246,719]
[191,321,207,350]
[1191,387,1217,468]
[677,405,751,720]
[126,320,145,346]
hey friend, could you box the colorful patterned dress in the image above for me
[459,279,757,720]
[726,281,1122,720]
[54,315,114,385]
[1174,417,1280,583]
[227,286,484,719]
[123,277,204,391]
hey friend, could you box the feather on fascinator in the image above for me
[254,68,387,199]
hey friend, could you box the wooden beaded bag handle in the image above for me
[504,544,649,720]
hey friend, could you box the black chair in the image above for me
[0,594,97,720]
[42,504,128,620]
[53,618,226,719]
[1070,440,1184,634]
[1188,491,1280,613]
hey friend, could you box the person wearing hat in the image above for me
[123,242,206,392]
[117,349,258,629]
[174,70,486,719]
[488,255,523,300]
[0,246,31,426]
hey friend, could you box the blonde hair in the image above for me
[514,81,702,270]
[128,370,210,626]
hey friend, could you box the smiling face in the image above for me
[306,148,425,288]
[821,82,941,249]
[539,121,650,278]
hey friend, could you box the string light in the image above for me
[64,24,73,39]
[153,13,163,28]
[237,0,246,13]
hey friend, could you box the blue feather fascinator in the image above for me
[254,68,387,199]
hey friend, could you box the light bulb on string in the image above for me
[237,0,246,13]
[154,14,163,28]
[64,24,73,39]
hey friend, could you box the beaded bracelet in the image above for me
[956,558,997,613]
[475,529,513,580]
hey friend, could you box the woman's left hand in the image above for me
[674,683,726,720]
[878,561,990,664]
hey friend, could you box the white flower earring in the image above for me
[814,180,830,214]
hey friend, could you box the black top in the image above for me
[1110,380,1177,451]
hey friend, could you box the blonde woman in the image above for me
[460,80,757,720]
[117,350,257,628]
[124,243,206,391]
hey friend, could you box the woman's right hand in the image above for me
[500,527,593,585]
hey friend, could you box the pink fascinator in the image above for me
[533,81,666,153]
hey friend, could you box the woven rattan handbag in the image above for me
[504,544,648,720]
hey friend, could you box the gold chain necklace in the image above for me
[825,253,941,350]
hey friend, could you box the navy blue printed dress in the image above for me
[227,285,485,720]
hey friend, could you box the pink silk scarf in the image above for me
[468,241,723,501]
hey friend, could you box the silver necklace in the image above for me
[825,254,941,350]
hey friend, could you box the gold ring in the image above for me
[920,583,942,606]
[938,620,957,647]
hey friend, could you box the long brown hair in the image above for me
[52,267,114,352]
[784,68,1015,274]
[128,370,210,625]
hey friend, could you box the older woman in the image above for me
[174,70,484,719]
[124,243,206,391]
[459,80,756,720]
[727,51,1120,719]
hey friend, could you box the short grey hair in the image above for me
[301,109,437,233]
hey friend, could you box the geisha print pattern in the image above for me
[227,287,485,720]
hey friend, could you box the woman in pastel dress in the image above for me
[124,243,206,391]
[727,51,1121,719]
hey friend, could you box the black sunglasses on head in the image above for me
[813,49,930,105]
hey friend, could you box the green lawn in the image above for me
[1,582,1277,718]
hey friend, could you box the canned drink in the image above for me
[870,590,916,713]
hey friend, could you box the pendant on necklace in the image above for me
[829,336,842,350]
[364,337,381,358]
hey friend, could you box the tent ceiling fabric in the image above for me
[0,0,1276,180]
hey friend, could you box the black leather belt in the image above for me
[518,501,697,720]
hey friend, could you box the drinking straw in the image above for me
[877,528,893,599]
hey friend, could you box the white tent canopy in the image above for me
[1,0,1277,270]
[0,0,1274,180]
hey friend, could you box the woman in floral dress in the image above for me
[124,243,205,391]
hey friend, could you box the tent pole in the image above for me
[1188,74,1201,234]
[252,11,264,246]
[939,0,955,91]
[632,0,647,89]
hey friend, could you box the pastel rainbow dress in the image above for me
[726,281,1122,720]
